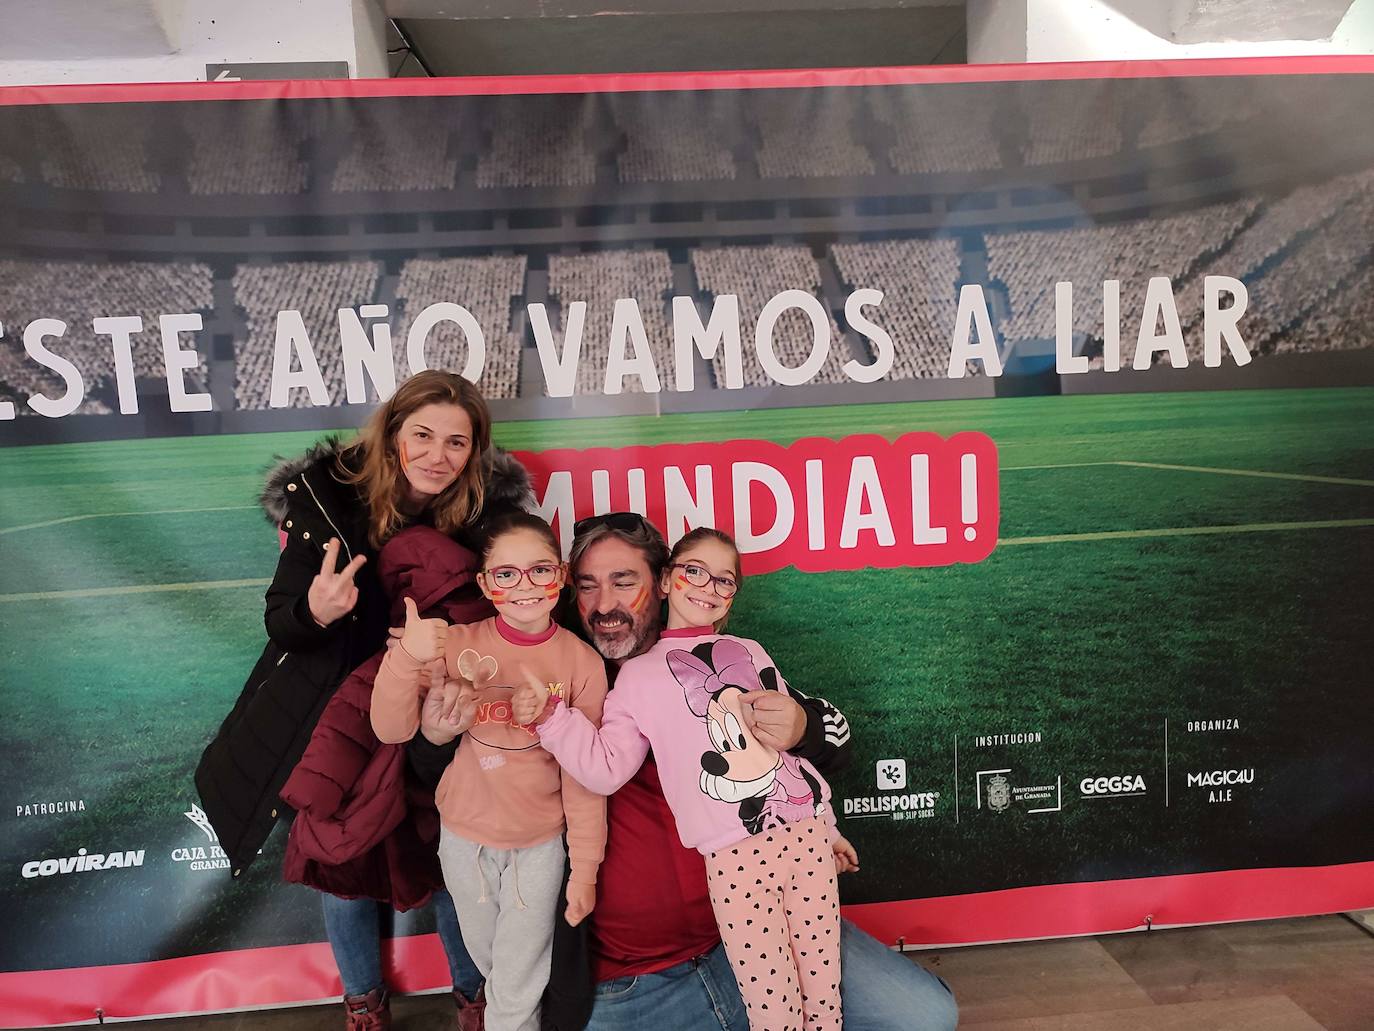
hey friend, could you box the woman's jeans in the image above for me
[321,888,482,999]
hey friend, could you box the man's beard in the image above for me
[585,605,659,661]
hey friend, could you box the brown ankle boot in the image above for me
[454,984,486,1031]
[343,987,391,1030]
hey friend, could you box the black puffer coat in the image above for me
[195,437,530,875]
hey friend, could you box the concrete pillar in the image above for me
[0,0,389,86]
[968,0,1030,63]
[969,0,1374,64]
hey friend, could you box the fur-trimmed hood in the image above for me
[259,435,533,526]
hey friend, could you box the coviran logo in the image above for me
[1079,775,1147,797]
[22,847,145,878]
[1186,768,1254,804]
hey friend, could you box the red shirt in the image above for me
[590,756,722,981]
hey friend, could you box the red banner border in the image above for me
[2,45,1372,1029]
[5,861,1371,1027]
[1,55,1373,107]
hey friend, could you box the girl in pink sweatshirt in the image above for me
[516,527,856,1031]
[372,511,607,1031]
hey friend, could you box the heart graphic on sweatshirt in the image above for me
[457,648,499,686]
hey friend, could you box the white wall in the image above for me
[970,0,1374,63]
[0,0,388,86]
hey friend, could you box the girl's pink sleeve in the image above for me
[537,674,649,796]
[560,648,609,888]
[369,642,427,744]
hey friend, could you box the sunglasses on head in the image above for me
[573,512,653,538]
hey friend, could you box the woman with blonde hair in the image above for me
[197,370,531,1029]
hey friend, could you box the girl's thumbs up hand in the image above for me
[399,596,449,664]
[512,668,552,727]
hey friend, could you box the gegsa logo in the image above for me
[1079,774,1146,797]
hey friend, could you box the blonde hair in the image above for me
[341,371,492,547]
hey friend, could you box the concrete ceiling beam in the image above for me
[1102,0,1357,43]
[0,0,178,60]
[382,0,955,17]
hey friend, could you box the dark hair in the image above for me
[480,510,560,567]
[667,526,740,631]
[569,512,670,581]
[668,526,742,579]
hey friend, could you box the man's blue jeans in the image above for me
[320,888,482,1000]
[584,918,957,1031]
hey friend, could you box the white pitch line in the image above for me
[1000,460,1374,486]
[0,505,258,535]
[6,516,1372,602]
[0,578,271,603]
[1000,462,1118,471]
[1000,518,1374,547]
[4,482,1372,600]
[1114,461,1374,488]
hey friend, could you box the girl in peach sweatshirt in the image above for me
[372,511,607,1031]
[515,527,855,1031]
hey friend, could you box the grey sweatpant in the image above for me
[439,827,566,1031]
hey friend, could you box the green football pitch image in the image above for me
[2,385,1372,969]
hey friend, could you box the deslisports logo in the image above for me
[841,758,939,820]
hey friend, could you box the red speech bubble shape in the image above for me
[517,431,999,576]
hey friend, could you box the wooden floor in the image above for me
[109,915,1374,1030]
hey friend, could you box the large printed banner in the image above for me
[2,59,1374,1025]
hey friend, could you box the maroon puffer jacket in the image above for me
[280,525,495,909]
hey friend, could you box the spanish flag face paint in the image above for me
[482,529,563,635]
[398,440,411,475]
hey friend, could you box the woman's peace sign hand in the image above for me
[306,538,366,627]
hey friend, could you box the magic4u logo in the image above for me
[1186,768,1254,804]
